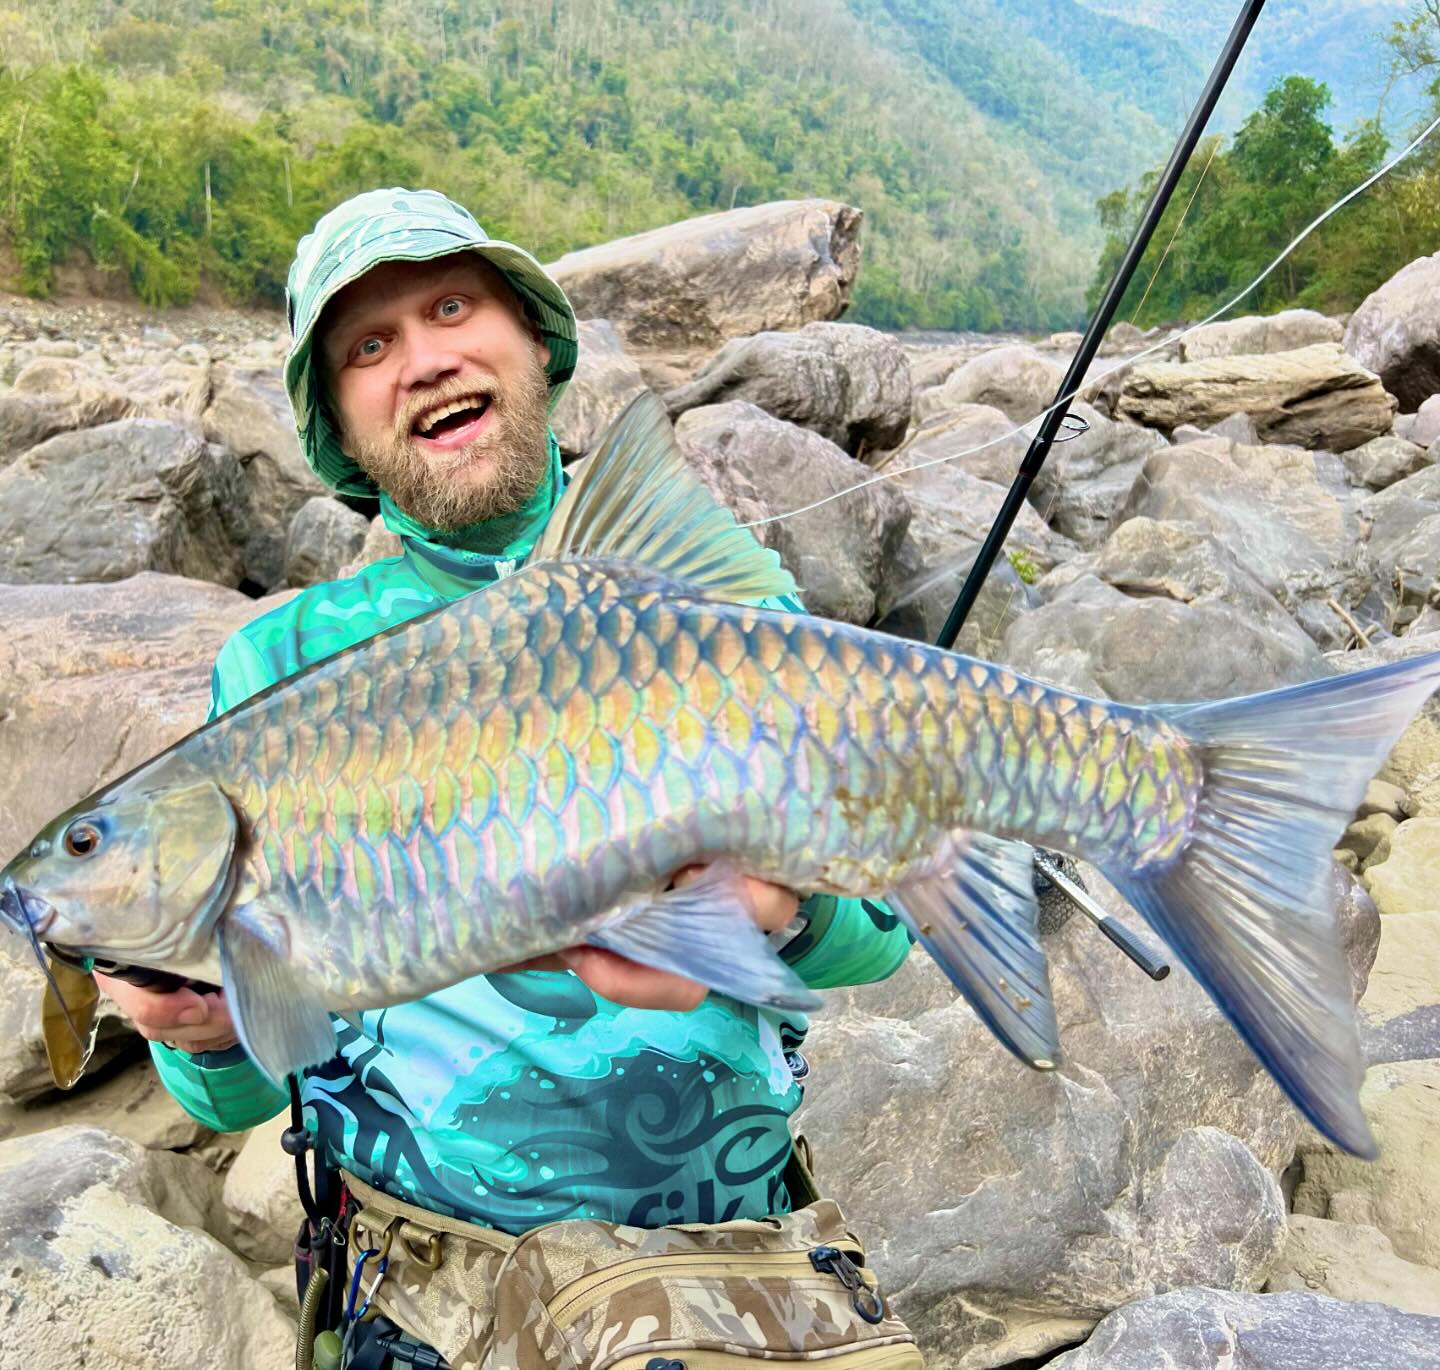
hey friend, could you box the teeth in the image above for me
[417,396,489,436]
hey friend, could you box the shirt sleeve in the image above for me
[206,631,275,720]
[149,1042,290,1132]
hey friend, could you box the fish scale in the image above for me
[185,560,1199,1009]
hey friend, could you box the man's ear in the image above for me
[531,328,551,369]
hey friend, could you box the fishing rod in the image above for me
[935,0,1270,974]
[937,0,1268,649]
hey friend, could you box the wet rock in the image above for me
[1120,439,1368,648]
[549,199,861,389]
[674,402,909,624]
[1115,344,1396,451]
[1344,250,1440,411]
[283,496,370,588]
[0,1126,294,1369]
[203,363,328,588]
[664,321,911,458]
[549,319,650,460]
[1045,1289,1440,1368]
[1342,434,1431,491]
[1179,309,1342,362]
[1293,1058,1440,1271]
[1266,1215,1440,1316]
[0,418,249,587]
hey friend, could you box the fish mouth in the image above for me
[0,878,56,939]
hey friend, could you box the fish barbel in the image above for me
[3,394,1438,1158]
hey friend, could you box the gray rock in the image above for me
[926,344,1062,424]
[1179,309,1343,362]
[1266,1215,1440,1317]
[549,320,651,461]
[1362,464,1440,630]
[283,496,371,588]
[339,516,406,578]
[799,875,1321,1369]
[674,402,909,624]
[0,418,249,587]
[1120,439,1369,648]
[203,363,328,588]
[1344,250,1440,411]
[0,1126,296,1368]
[1045,1289,1440,1368]
[1343,434,1431,490]
[1406,393,1440,449]
[1116,344,1397,452]
[549,199,861,389]
[664,321,911,457]
[0,387,134,465]
[1027,402,1169,546]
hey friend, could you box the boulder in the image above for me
[1403,393,1440,449]
[1265,1215,1440,1317]
[0,1126,294,1369]
[339,515,406,578]
[1344,250,1440,410]
[1045,1289,1440,1368]
[0,387,134,466]
[674,402,909,624]
[1358,778,1411,821]
[202,363,328,588]
[0,576,282,1097]
[664,321,911,458]
[1364,817,1440,916]
[221,1114,304,1265]
[924,344,1062,425]
[1363,464,1440,630]
[1114,344,1396,451]
[1027,402,1169,546]
[549,200,861,388]
[901,401,1028,485]
[797,860,1355,1368]
[1293,1058,1440,1271]
[1359,910,1440,1068]
[1339,812,1397,869]
[0,419,250,587]
[1342,434,1431,491]
[548,319,650,460]
[1173,411,1262,446]
[283,496,371,588]
[1119,439,1369,649]
[1179,308,1343,362]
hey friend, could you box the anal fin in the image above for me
[887,834,1059,1070]
[590,864,822,1013]
[218,904,336,1087]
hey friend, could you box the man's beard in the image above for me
[340,356,552,532]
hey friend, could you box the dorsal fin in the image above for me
[526,392,797,602]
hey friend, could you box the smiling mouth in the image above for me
[413,394,492,440]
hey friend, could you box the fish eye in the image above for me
[62,821,103,859]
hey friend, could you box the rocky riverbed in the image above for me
[1,199,1439,1368]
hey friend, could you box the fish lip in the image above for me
[0,878,56,938]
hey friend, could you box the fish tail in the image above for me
[1108,651,1440,1159]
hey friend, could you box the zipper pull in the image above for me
[809,1245,886,1324]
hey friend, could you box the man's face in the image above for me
[321,254,553,531]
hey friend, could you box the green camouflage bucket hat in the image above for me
[284,187,579,497]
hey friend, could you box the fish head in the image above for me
[0,775,238,968]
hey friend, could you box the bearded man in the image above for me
[97,189,915,1368]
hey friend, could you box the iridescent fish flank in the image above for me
[3,393,1439,1164]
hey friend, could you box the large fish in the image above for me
[2,394,1436,1159]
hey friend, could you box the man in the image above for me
[99,188,911,1359]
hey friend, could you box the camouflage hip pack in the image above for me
[338,1145,923,1369]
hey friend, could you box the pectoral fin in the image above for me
[41,956,100,1090]
[218,905,336,1087]
[888,834,1060,1070]
[591,864,821,1012]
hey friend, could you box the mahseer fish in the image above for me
[3,394,1437,1159]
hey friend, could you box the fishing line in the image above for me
[1128,135,1222,326]
[739,109,1440,534]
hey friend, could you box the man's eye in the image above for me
[356,337,384,358]
[438,297,464,318]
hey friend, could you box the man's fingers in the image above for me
[559,947,708,1011]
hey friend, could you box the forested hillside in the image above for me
[0,0,1426,331]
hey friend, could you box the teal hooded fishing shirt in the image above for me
[149,188,911,1231]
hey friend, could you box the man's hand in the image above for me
[94,868,800,1050]
[94,972,239,1054]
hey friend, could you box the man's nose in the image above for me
[398,326,465,390]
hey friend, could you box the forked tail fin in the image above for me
[1108,651,1440,1159]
